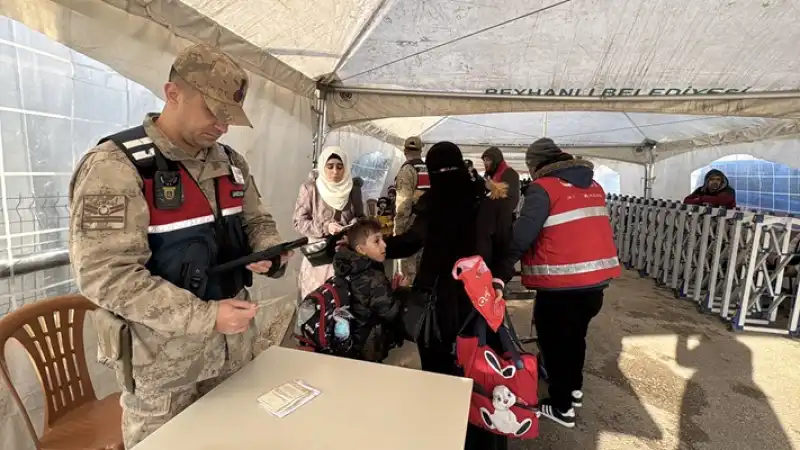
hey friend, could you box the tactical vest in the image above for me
[520,177,621,290]
[98,126,252,300]
[399,158,430,197]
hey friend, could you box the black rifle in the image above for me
[208,237,309,275]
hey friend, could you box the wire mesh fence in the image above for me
[0,193,76,317]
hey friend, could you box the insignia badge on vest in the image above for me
[231,166,245,185]
[231,190,244,198]
[154,170,183,210]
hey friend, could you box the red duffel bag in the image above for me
[455,312,540,440]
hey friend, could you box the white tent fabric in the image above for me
[3,0,800,447]
[4,0,800,167]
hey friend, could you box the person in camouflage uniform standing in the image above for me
[68,44,292,448]
[393,136,428,283]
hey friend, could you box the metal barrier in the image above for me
[607,194,800,337]
[0,194,76,316]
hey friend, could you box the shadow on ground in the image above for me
[285,270,800,450]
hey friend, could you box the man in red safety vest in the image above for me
[495,137,621,429]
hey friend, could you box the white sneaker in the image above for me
[571,390,584,408]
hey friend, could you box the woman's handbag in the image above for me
[396,285,441,348]
[299,225,353,267]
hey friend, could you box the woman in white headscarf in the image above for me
[293,146,364,297]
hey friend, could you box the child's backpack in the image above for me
[294,276,355,356]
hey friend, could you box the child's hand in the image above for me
[392,273,407,289]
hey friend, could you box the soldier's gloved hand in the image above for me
[247,250,294,274]
[215,299,258,334]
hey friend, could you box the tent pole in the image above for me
[643,146,656,199]
[543,112,548,136]
[312,88,328,165]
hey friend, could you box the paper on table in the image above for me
[257,380,320,418]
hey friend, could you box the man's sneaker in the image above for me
[571,390,584,408]
[538,398,576,428]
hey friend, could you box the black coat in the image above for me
[384,187,512,341]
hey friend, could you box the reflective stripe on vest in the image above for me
[543,206,609,228]
[147,206,243,234]
[522,256,620,276]
[521,177,620,289]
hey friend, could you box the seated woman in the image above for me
[293,146,364,297]
[383,141,512,450]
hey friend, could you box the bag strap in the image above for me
[460,306,526,369]
[457,308,478,336]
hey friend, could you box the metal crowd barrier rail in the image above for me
[607,194,800,338]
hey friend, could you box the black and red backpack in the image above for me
[294,276,355,356]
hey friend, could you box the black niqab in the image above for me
[419,142,484,284]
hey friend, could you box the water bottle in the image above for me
[332,307,353,341]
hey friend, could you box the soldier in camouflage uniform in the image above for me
[68,44,291,448]
[393,136,428,283]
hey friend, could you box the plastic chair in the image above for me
[0,294,123,450]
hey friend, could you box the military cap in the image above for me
[172,44,252,127]
[404,136,423,151]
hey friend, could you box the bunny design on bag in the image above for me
[480,385,534,437]
[456,312,540,440]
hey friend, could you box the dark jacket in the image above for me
[384,179,512,342]
[495,159,608,291]
[684,169,736,209]
[483,147,521,217]
[332,247,402,361]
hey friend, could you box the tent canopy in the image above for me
[4,0,800,165]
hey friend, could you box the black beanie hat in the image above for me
[526,138,571,170]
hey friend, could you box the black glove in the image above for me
[265,256,287,278]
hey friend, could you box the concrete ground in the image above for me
[381,270,800,450]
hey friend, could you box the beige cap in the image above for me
[172,44,252,127]
[404,136,423,151]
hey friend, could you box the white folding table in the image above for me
[132,346,473,450]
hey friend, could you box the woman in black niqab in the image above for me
[384,141,510,450]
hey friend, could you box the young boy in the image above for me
[333,218,406,362]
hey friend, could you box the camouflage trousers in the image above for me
[120,359,239,449]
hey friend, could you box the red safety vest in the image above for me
[401,159,430,190]
[99,125,252,300]
[520,177,621,289]
[141,163,244,234]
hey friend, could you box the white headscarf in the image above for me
[315,146,353,211]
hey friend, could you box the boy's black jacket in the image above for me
[332,247,402,358]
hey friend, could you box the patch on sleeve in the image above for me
[80,195,127,230]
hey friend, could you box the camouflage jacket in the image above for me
[332,248,402,361]
[68,114,283,391]
[393,163,419,235]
